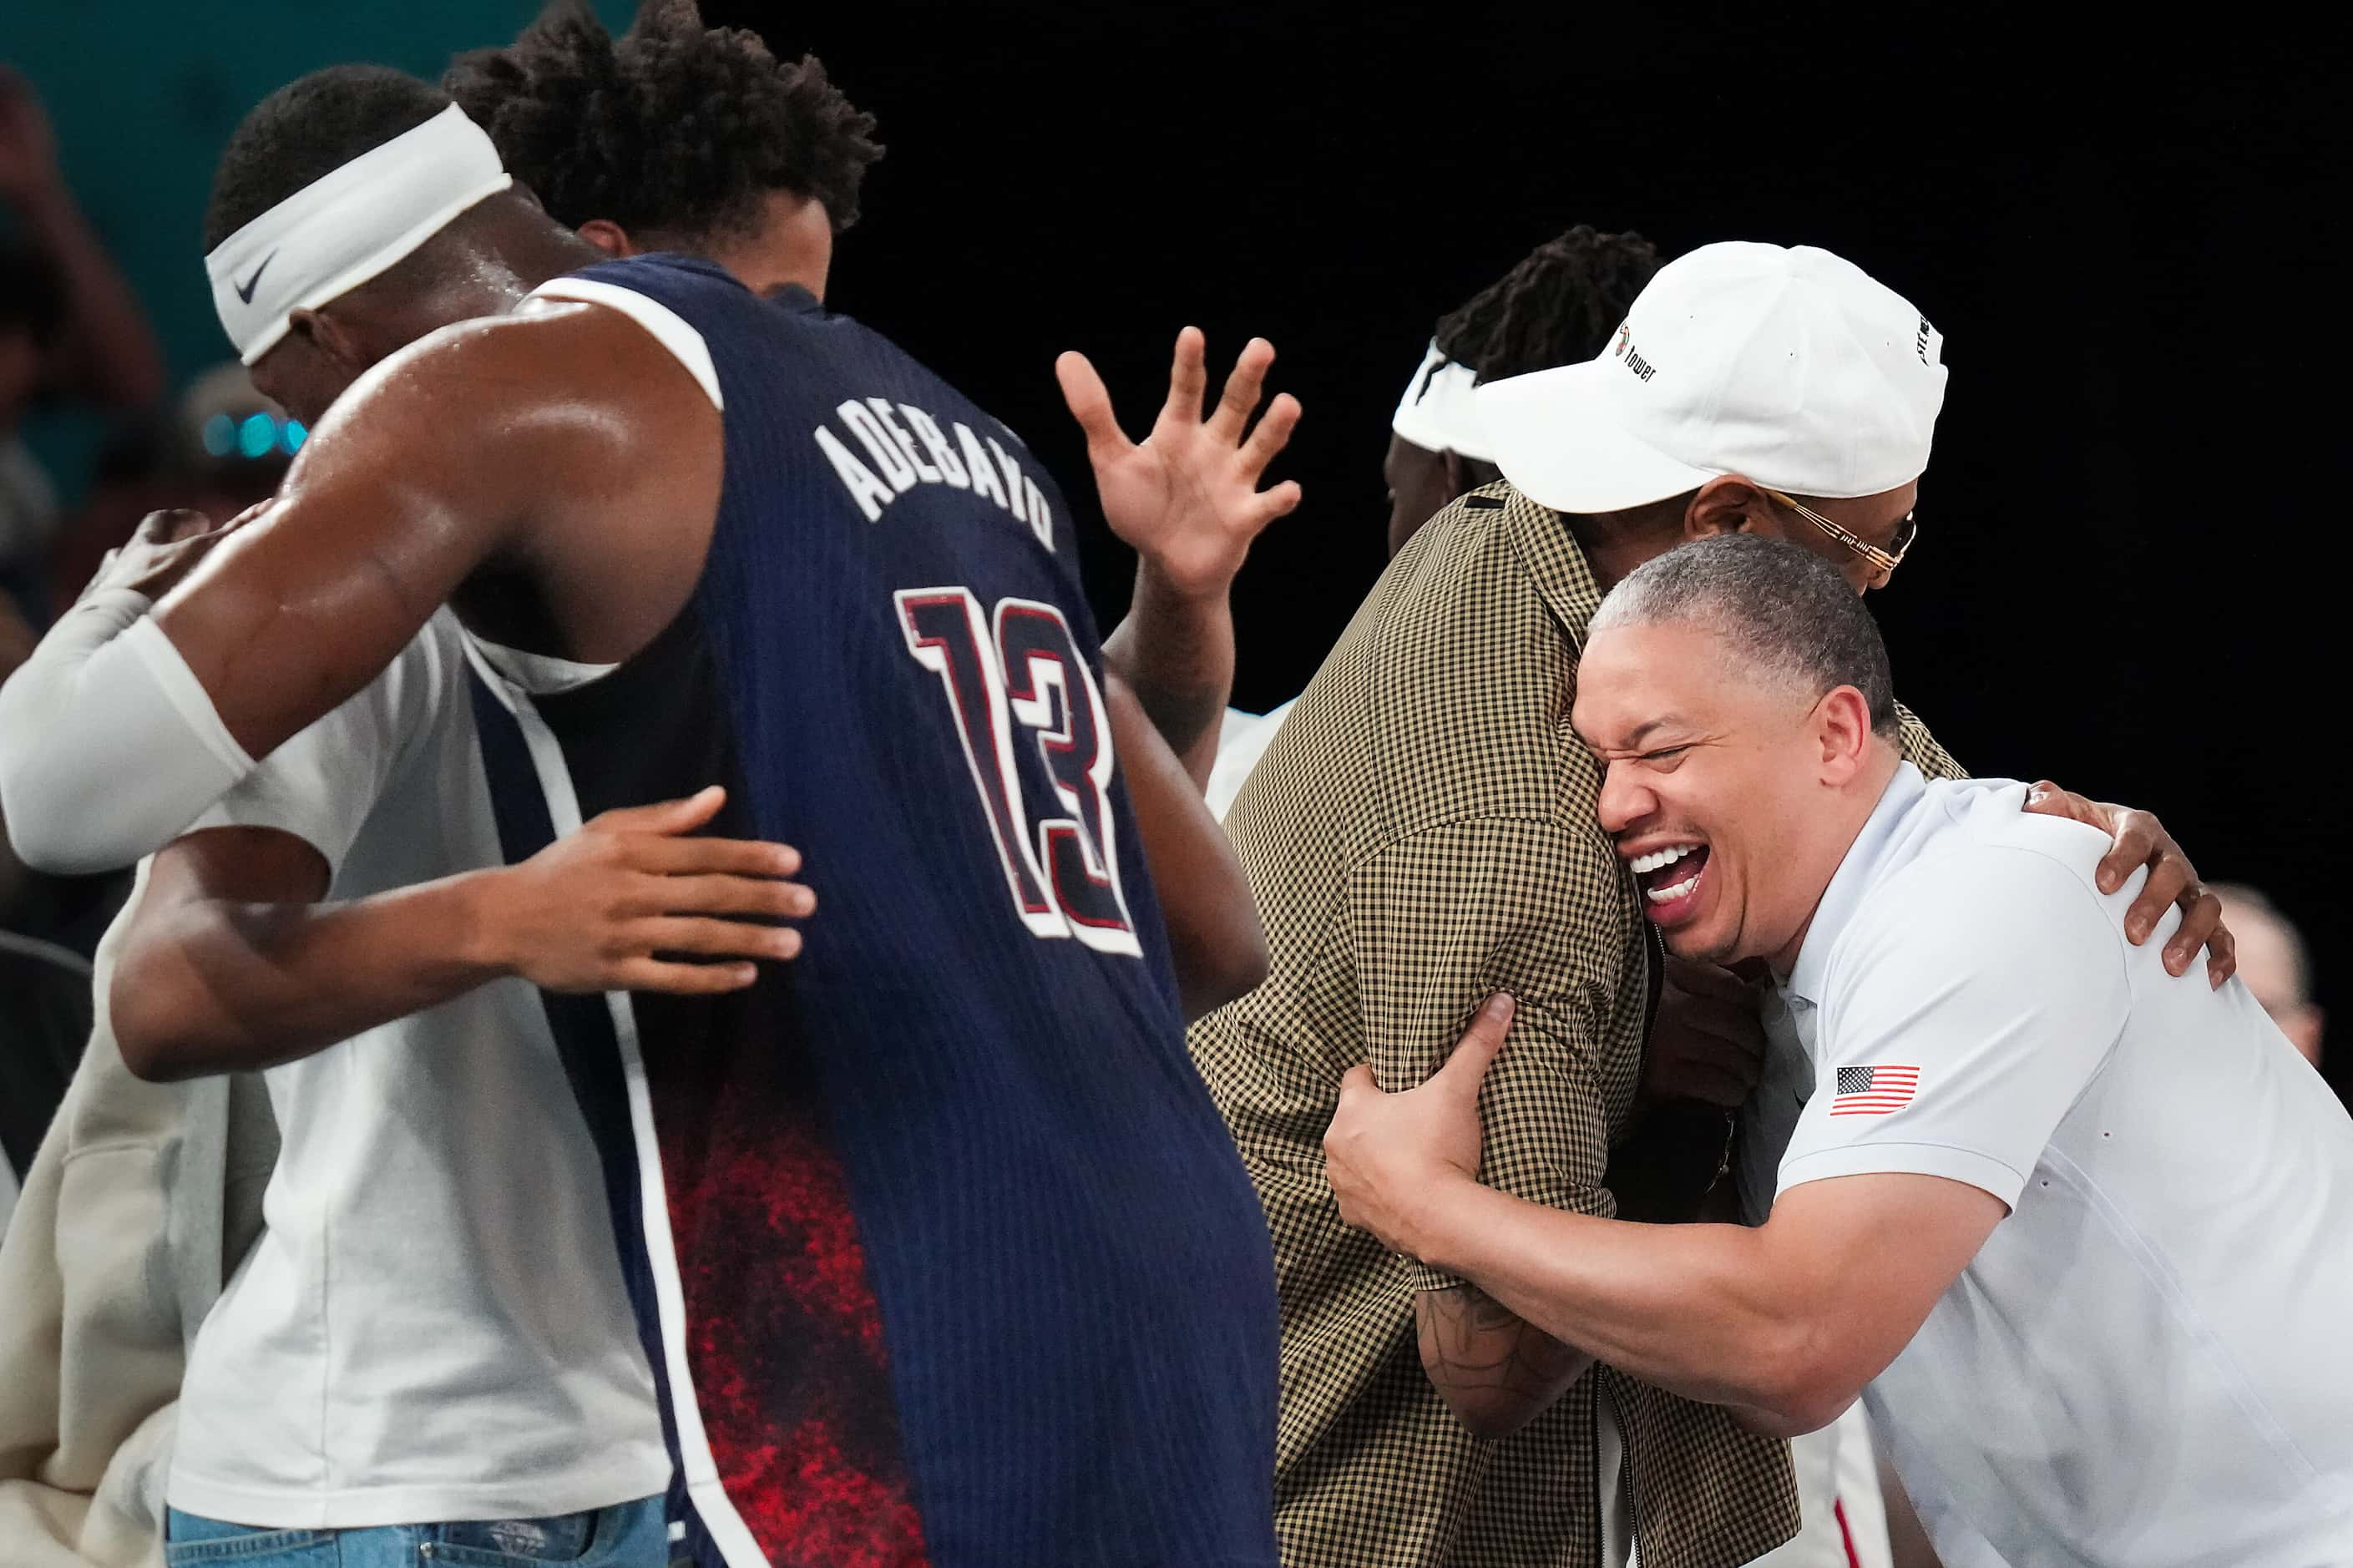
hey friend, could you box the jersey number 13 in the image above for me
[895,587,1140,955]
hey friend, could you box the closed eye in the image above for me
[1639,746,1693,766]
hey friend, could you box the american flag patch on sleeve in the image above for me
[1830,1065,1919,1115]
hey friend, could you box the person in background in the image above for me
[0,67,164,621]
[1207,225,1659,816]
[2213,883,2324,1068]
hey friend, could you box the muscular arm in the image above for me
[158,308,715,761]
[1407,1171,2001,1437]
[0,306,716,868]
[1104,671,1267,1019]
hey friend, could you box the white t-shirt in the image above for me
[1768,764,2353,1567]
[167,610,668,1529]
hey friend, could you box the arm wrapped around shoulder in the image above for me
[0,591,253,873]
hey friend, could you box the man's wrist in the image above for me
[1401,1169,1486,1275]
[449,867,523,979]
[1131,551,1238,612]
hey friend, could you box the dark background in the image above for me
[7,8,2341,1098]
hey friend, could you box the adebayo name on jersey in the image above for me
[814,396,1055,550]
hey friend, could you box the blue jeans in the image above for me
[163,1495,670,1567]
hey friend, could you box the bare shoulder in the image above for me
[336,296,711,432]
[286,297,719,519]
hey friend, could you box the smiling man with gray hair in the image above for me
[1324,535,2353,1568]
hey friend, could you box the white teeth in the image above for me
[1629,842,1700,875]
[1646,867,1703,905]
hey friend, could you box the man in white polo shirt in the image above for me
[1323,535,2353,1567]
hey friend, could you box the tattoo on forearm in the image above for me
[1417,1286,1586,1404]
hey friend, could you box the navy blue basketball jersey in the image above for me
[462,255,1279,1568]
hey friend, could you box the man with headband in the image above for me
[0,62,1293,1568]
[1185,241,2233,1568]
[0,86,829,1568]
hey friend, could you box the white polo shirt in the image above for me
[1764,763,2353,1567]
[168,610,668,1528]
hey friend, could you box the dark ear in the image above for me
[576,218,635,258]
[286,306,367,371]
[1683,475,1769,540]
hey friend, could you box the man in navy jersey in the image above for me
[0,64,1292,1568]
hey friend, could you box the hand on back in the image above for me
[79,505,264,605]
[482,786,812,995]
[2022,782,2234,986]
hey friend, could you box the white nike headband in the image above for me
[205,103,514,365]
[1389,339,1495,463]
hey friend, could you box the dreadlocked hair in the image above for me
[443,0,883,240]
[1433,225,1662,383]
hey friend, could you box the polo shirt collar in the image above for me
[1785,761,1928,1008]
[1496,483,1607,652]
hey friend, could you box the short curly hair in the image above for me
[444,0,883,240]
[1434,224,1661,384]
[205,66,452,250]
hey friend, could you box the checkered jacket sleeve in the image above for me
[1895,703,1965,781]
[1347,816,1635,1293]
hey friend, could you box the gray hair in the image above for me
[1588,535,1899,737]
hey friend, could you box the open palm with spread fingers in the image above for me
[1055,326,1303,596]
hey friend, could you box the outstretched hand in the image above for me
[1055,326,1302,597]
[1325,994,1515,1255]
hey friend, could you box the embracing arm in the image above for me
[1898,701,2234,984]
[112,790,808,1082]
[1346,820,1633,1439]
[1104,671,1267,1019]
[114,824,493,1080]
[1405,1171,2000,1437]
[0,308,708,873]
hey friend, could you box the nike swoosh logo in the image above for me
[234,252,276,305]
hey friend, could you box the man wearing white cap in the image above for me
[1188,240,2231,1568]
[1325,535,2353,1567]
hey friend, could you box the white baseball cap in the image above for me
[1474,241,1947,513]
